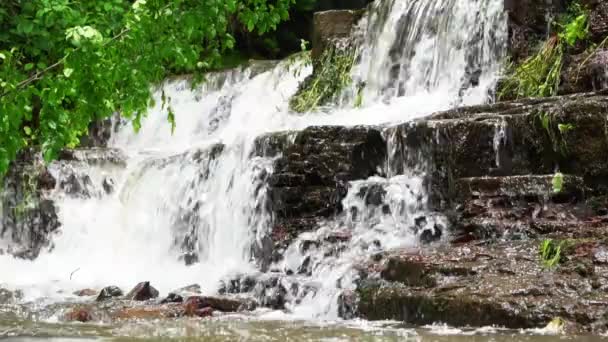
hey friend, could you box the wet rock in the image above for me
[561,50,608,95]
[160,293,184,304]
[312,10,365,60]
[114,304,183,319]
[101,177,115,194]
[219,275,257,294]
[337,290,359,320]
[1,150,60,259]
[172,284,202,295]
[96,286,123,302]
[582,0,608,42]
[195,307,214,318]
[125,282,159,301]
[65,307,93,323]
[253,275,288,310]
[178,252,199,266]
[257,126,386,256]
[380,254,436,287]
[73,289,98,297]
[359,239,608,332]
[0,288,23,304]
[79,118,116,148]
[183,295,256,313]
[358,184,387,206]
[57,148,127,166]
[58,173,93,197]
[505,0,563,62]
[419,224,443,244]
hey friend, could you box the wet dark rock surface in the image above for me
[96,286,124,302]
[255,126,386,263]
[357,236,608,333]
[0,150,60,259]
[125,282,159,301]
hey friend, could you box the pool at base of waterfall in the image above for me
[2,313,607,342]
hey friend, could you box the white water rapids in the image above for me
[0,0,507,319]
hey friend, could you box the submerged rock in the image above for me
[126,282,159,301]
[96,286,123,302]
[65,307,93,323]
[73,288,98,297]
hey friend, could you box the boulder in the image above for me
[65,307,93,323]
[96,286,123,302]
[312,10,365,60]
[125,281,159,301]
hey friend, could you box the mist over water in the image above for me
[0,0,507,320]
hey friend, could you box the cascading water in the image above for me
[0,0,506,321]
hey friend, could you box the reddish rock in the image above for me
[125,281,159,301]
[113,304,182,320]
[65,308,93,323]
[195,307,214,318]
[73,288,97,297]
[183,295,255,315]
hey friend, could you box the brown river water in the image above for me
[2,314,608,341]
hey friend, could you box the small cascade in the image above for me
[352,0,506,104]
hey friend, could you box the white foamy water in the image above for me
[0,0,506,317]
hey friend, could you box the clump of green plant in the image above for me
[499,3,590,100]
[535,110,575,155]
[539,239,566,268]
[289,45,355,113]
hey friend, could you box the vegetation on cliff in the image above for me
[499,2,591,100]
[0,0,297,174]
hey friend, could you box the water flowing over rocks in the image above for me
[4,0,608,337]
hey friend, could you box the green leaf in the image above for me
[24,63,34,71]
[552,172,564,193]
[0,53,5,60]
[63,68,74,78]
[23,126,32,135]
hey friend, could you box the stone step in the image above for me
[356,239,608,332]
[452,175,590,241]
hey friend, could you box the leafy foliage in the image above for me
[498,2,589,100]
[539,239,564,269]
[552,172,564,193]
[0,0,295,174]
[289,45,354,113]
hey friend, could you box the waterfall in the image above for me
[0,0,506,318]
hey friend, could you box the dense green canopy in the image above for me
[0,0,294,173]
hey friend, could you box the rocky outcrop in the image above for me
[312,10,364,60]
[125,282,159,301]
[254,126,386,263]
[0,151,59,259]
[561,49,608,95]
[357,236,608,333]
[505,0,564,63]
